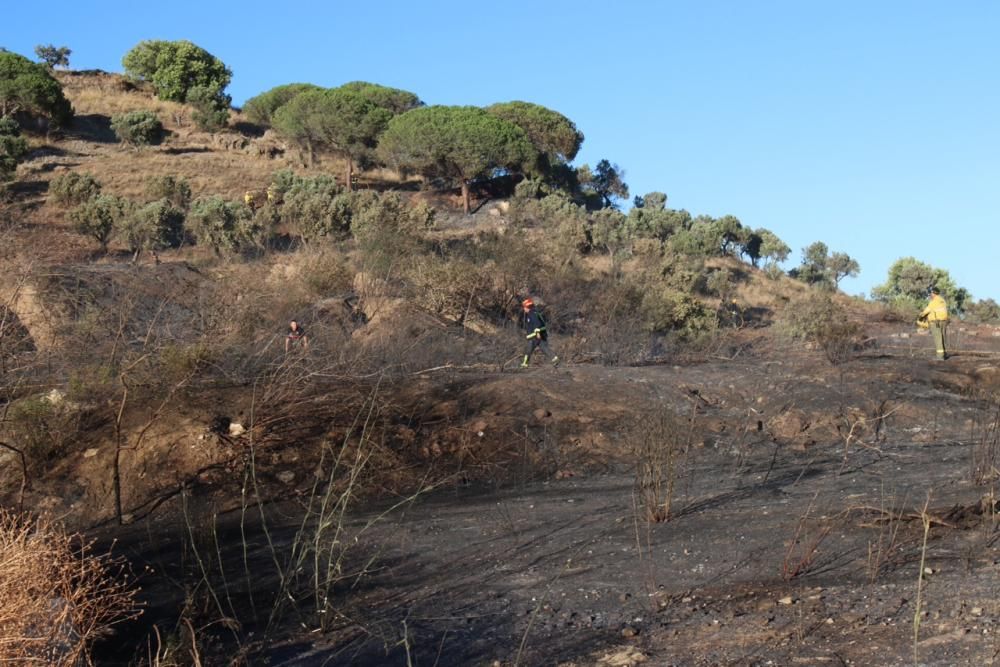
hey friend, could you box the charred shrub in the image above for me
[628,409,697,522]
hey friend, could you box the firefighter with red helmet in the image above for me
[520,298,559,368]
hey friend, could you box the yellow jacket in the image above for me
[920,294,949,322]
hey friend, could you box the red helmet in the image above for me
[521,298,534,308]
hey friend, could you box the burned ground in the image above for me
[70,333,1000,667]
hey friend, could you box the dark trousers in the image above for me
[524,337,553,360]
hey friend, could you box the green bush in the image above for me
[187,84,230,132]
[641,289,717,340]
[188,195,265,255]
[0,116,29,182]
[144,174,191,210]
[49,171,101,206]
[110,110,164,147]
[69,194,133,251]
[279,176,351,242]
[117,199,185,258]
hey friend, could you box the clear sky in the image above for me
[5,1,999,300]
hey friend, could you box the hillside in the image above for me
[3,72,1000,666]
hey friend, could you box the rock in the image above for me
[533,408,551,420]
[276,471,295,485]
[83,448,99,458]
[621,625,638,638]
[228,422,246,437]
[598,646,647,665]
[45,389,65,405]
[778,596,794,605]
[471,420,488,433]
[972,607,983,616]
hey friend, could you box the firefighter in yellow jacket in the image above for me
[917,287,949,360]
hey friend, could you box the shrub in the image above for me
[0,509,138,665]
[144,174,191,210]
[628,409,697,522]
[352,192,434,275]
[641,288,717,340]
[186,84,230,132]
[4,394,81,466]
[776,291,862,364]
[300,249,354,298]
[0,116,29,182]
[110,110,163,147]
[280,175,351,242]
[117,199,185,258]
[69,194,133,251]
[188,195,258,255]
[49,171,101,206]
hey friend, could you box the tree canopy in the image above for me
[577,160,629,209]
[34,45,71,70]
[242,83,322,126]
[871,257,969,313]
[0,51,73,127]
[791,241,859,288]
[378,105,537,213]
[122,40,231,103]
[338,81,422,114]
[485,101,583,167]
[273,88,393,188]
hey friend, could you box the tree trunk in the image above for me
[346,158,354,192]
[462,180,470,215]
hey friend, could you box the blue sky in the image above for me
[5,1,999,301]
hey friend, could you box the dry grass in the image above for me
[0,509,139,665]
[56,72,187,129]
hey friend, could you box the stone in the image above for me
[228,422,246,437]
[83,448,99,458]
[276,470,295,485]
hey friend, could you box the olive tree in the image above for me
[378,105,537,213]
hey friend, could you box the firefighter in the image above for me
[917,287,948,360]
[520,298,559,368]
[285,320,309,353]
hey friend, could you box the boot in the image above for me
[551,356,560,367]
